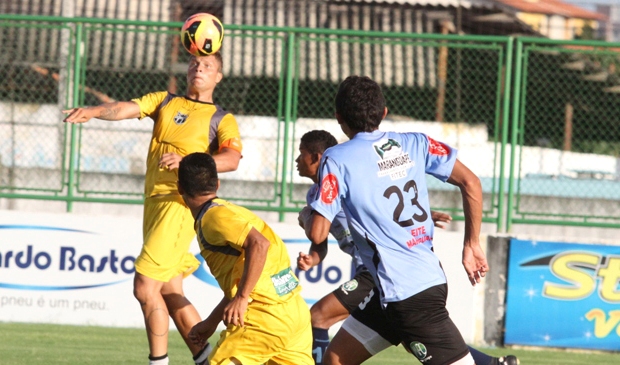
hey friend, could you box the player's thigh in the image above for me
[160,273,184,295]
[331,316,392,364]
[137,196,199,281]
[310,292,349,328]
[387,284,469,365]
[347,287,400,354]
[331,270,375,313]
[133,272,165,300]
[267,295,313,365]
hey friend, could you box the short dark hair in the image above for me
[300,130,338,155]
[334,76,385,132]
[178,153,219,197]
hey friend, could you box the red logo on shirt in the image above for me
[428,137,450,156]
[320,174,339,204]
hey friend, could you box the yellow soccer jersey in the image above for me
[132,91,242,197]
[195,198,301,305]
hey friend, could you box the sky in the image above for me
[561,0,618,11]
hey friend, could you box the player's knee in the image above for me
[133,280,159,304]
[310,307,329,328]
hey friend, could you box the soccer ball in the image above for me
[181,13,224,56]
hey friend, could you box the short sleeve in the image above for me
[204,206,253,251]
[216,114,243,154]
[309,155,345,223]
[131,91,168,119]
[423,135,458,182]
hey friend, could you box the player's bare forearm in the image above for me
[224,228,268,327]
[62,101,140,123]
[305,211,331,246]
[207,296,229,328]
[447,160,483,246]
[237,228,269,298]
[212,148,241,172]
[447,159,487,285]
[189,297,228,345]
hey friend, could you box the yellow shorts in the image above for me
[209,294,313,365]
[134,195,200,282]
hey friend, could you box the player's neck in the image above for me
[186,193,217,219]
[186,90,214,103]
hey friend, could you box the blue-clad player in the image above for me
[296,130,518,365]
[304,76,488,365]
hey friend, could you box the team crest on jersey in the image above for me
[340,279,358,295]
[373,138,414,180]
[409,341,432,363]
[320,173,338,204]
[173,112,188,125]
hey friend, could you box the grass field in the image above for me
[1,322,618,364]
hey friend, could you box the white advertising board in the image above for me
[0,210,352,328]
[0,209,479,342]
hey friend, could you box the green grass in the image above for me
[1,322,618,364]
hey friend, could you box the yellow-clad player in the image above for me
[63,52,241,365]
[178,152,313,365]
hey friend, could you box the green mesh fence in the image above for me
[9,15,620,230]
[508,38,620,229]
[0,20,71,197]
[289,31,510,227]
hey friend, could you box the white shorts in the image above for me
[340,315,392,355]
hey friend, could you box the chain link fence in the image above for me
[1,15,619,230]
[508,38,620,229]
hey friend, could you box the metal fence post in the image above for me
[279,31,296,222]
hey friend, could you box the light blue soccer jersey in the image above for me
[309,130,457,305]
[306,185,364,271]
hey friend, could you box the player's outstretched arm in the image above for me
[62,101,140,123]
[447,159,488,286]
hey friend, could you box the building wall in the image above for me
[516,11,600,40]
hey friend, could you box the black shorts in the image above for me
[332,270,375,313]
[350,284,469,365]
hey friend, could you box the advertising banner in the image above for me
[0,210,352,329]
[505,239,620,351]
[0,209,478,342]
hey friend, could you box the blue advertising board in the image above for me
[505,239,620,351]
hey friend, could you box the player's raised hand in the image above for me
[462,243,488,286]
[431,210,452,229]
[159,152,183,170]
[62,107,95,124]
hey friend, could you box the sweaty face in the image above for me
[187,55,222,92]
[295,143,318,179]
